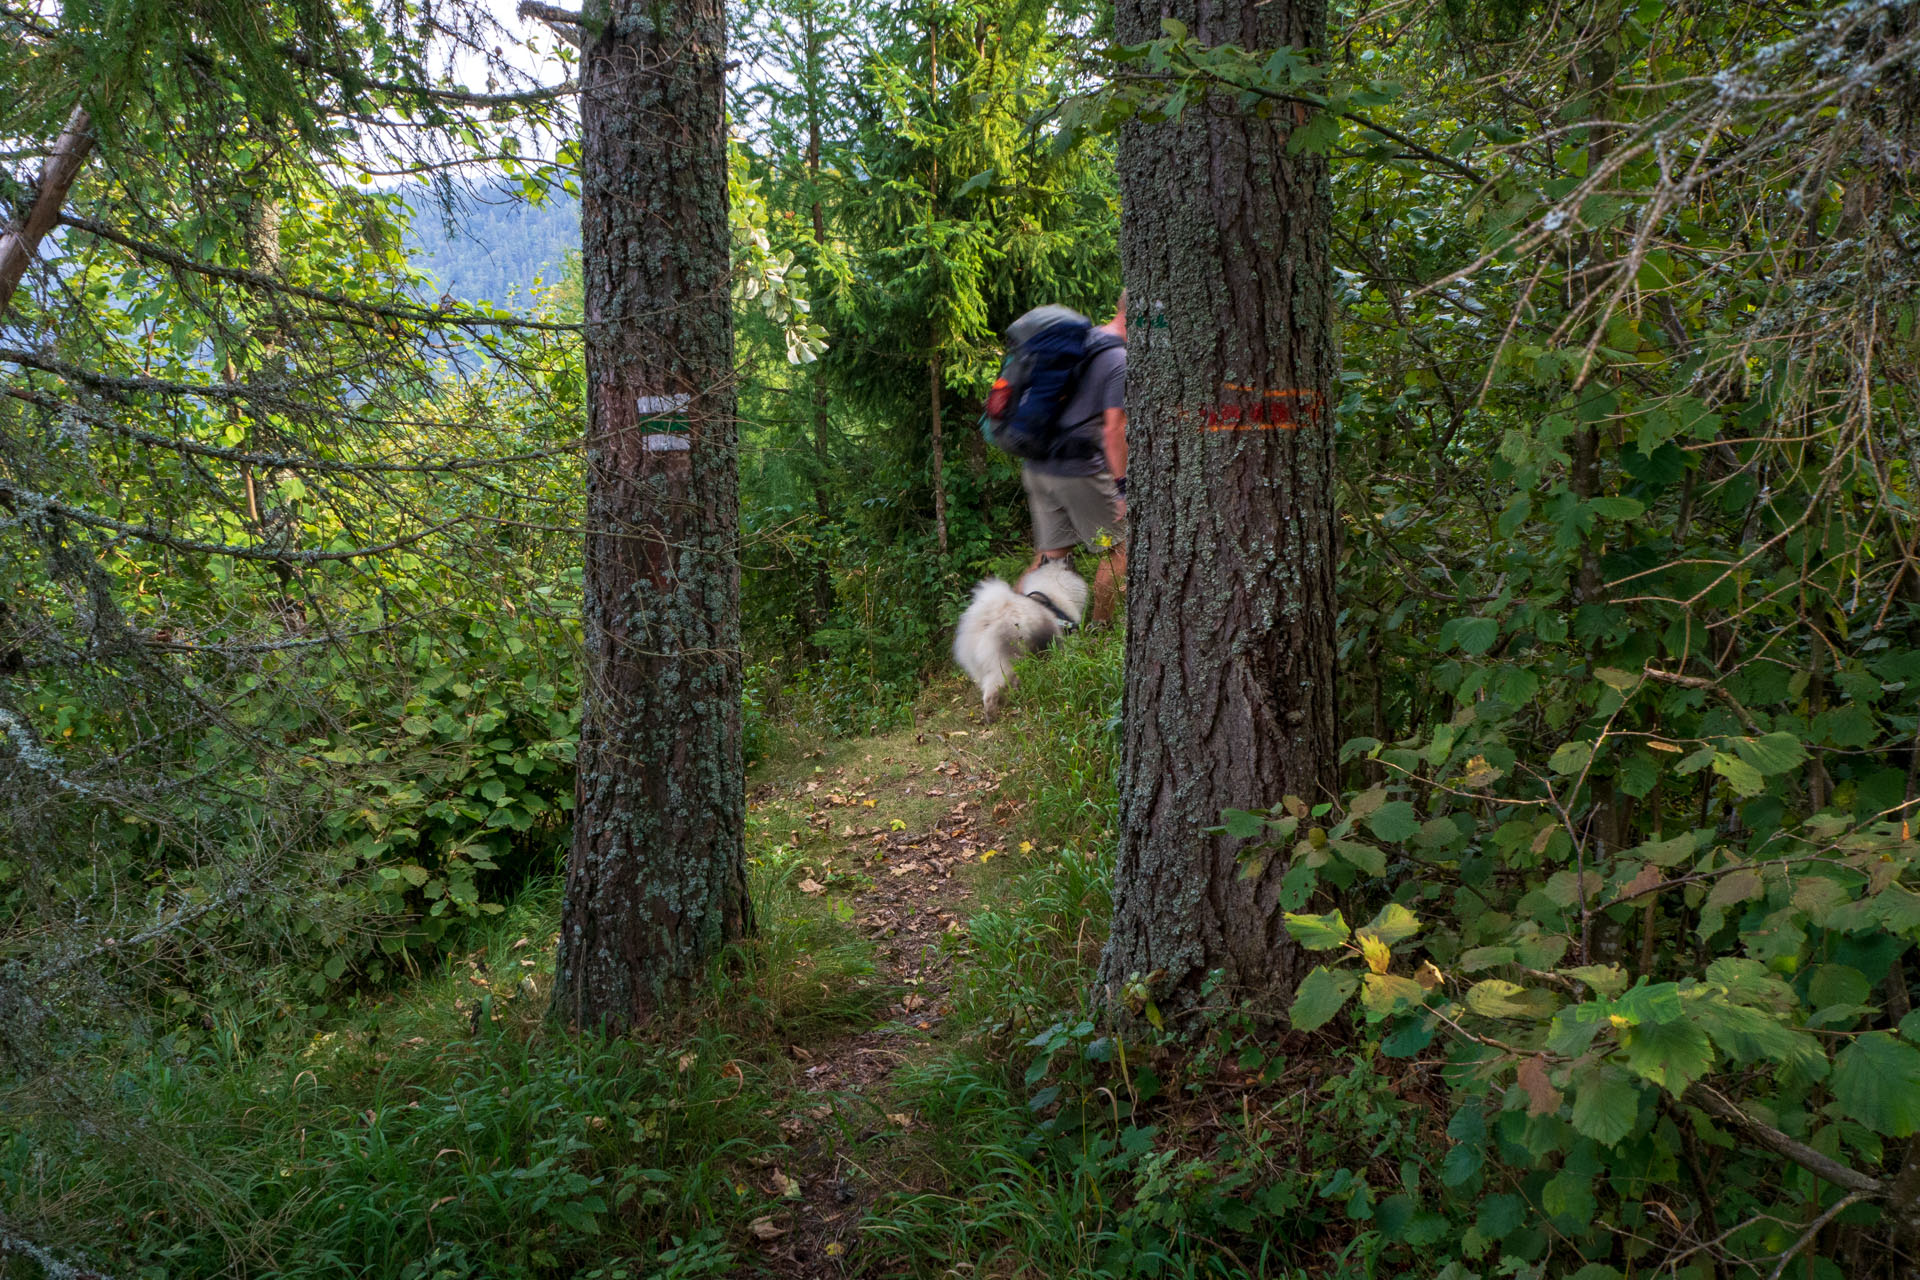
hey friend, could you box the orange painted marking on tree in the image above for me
[1189,386,1325,430]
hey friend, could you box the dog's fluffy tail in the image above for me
[953,577,1021,714]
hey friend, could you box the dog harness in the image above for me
[1025,590,1078,632]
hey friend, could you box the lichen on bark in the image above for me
[549,0,751,1035]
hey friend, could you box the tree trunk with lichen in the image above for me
[1096,0,1339,1020]
[550,0,751,1034]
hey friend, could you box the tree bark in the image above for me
[925,15,950,555]
[805,1,836,644]
[0,105,96,318]
[1097,0,1339,1018]
[551,0,751,1034]
[929,350,949,554]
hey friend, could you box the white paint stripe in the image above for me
[636,394,692,415]
[643,433,691,452]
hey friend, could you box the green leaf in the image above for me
[1549,740,1593,774]
[1361,972,1428,1015]
[1366,801,1420,843]
[1476,1193,1526,1241]
[1570,1067,1641,1145]
[1541,1169,1595,1222]
[1439,1142,1482,1187]
[1561,964,1628,998]
[1290,966,1358,1031]
[1331,839,1386,876]
[1808,964,1871,1012]
[1711,753,1766,797]
[1360,902,1421,946]
[1284,910,1351,949]
[1160,16,1188,38]
[1633,832,1700,867]
[1442,616,1500,656]
[1588,496,1644,520]
[1466,979,1543,1019]
[1832,1033,1920,1136]
[1732,732,1810,776]
[1219,808,1267,839]
[1459,945,1515,972]
[398,864,432,887]
[1699,868,1763,937]
[1621,1017,1715,1094]
[1693,998,1826,1075]
[402,715,433,736]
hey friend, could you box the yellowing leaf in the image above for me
[1460,755,1503,787]
[1362,972,1427,1014]
[1361,935,1392,975]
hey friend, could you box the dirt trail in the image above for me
[740,721,1013,1276]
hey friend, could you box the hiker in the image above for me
[981,291,1128,627]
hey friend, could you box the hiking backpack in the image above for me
[981,305,1114,462]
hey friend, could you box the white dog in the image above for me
[952,557,1088,718]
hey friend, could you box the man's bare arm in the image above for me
[1103,407,1128,482]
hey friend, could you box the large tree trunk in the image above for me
[1097,0,1339,1019]
[551,0,751,1033]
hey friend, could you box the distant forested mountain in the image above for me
[402,187,579,308]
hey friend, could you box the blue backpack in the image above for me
[981,305,1114,462]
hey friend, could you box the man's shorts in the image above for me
[1024,467,1126,552]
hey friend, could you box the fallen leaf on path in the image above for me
[886,1113,913,1128]
[797,878,826,894]
[749,1216,785,1241]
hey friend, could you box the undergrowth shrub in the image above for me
[1,868,890,1280]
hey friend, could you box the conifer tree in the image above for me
[1097,0,1339,1019]
[549,0,752,1030]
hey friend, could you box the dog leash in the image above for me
[1025,590,1078,631]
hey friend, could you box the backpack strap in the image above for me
[1025,590,1078,631]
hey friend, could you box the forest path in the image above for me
[740,683,1023,1276]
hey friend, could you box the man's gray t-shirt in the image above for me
[1027,338,1125,478]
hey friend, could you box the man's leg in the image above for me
[1024,467,1081,570]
